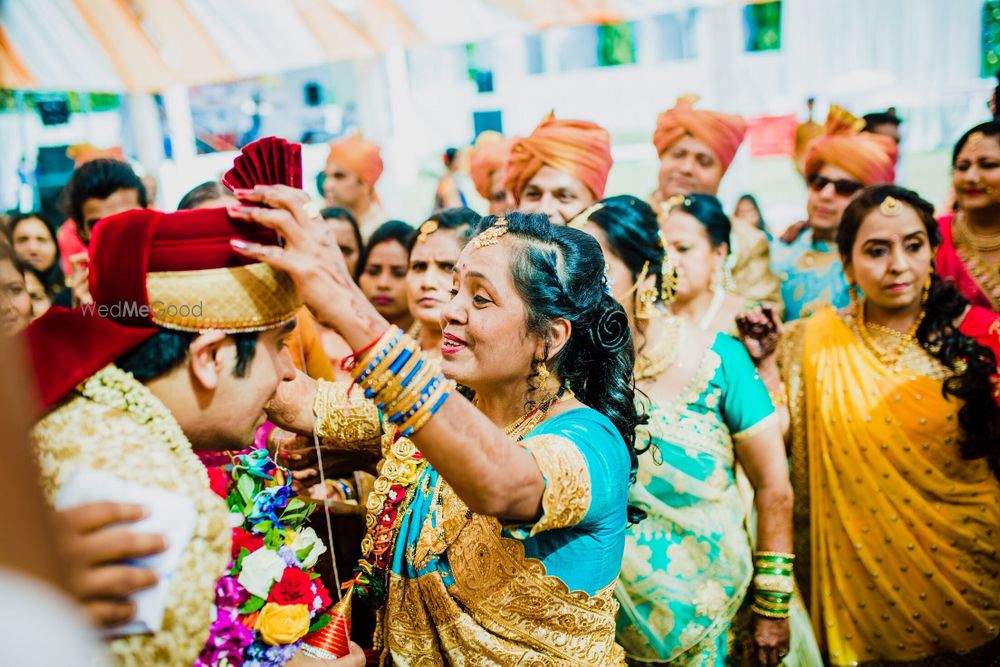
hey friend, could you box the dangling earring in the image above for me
[637,286,659,320]
[921,275,932,306]
[849,282,860,316]
[537,362,550,385]
[722,263,736,293]
[660,252,679,306]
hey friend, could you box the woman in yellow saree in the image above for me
[234,193,644,666]
[739,185,1000,665]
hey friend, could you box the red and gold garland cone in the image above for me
[300,586,353,659]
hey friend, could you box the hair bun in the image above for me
[588,303,631,354]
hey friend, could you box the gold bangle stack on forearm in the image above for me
[351,326,454,438]
[313,379,382,451]
[752,551,794,619]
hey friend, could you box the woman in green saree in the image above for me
[570,195,804,666]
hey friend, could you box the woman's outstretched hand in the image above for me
[227,185,385,350]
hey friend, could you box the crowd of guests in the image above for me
[1,91,998,667]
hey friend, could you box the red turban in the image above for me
[802,106,898,185]
[653,96,747,172]
[25,208,300,412]
[506,113,612,202]
[469,132,515,199]
[326,135,383,189]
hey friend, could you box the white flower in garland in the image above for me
[238,547,286,599]
[289,527,327,569]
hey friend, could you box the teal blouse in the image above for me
[391,407,629,596]
[772,229,851,321]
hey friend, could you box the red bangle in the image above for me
[340,325,391,372]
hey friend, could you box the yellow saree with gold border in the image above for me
[784,307,1000,665]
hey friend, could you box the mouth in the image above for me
[814,206,837,218]
[960,188,986,198]
[418,297,440,308]
[885,282,911,294]
[441,331,467,356]
[372,296,393,306]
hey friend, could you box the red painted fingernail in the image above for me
[230,239,250,251]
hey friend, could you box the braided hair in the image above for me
[472,212,646,521]
[837,185,999,479]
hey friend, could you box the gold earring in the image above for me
[537,363,550,385]
[921,275,932,305]
[660,253,679,306]
[637,286,659,320]
[849,282,859,315]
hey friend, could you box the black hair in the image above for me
[63,159,147,238]
[406,207,480,252]
[951,120,1000,166]
[361,220,416,273]
[583,195,665,324]
[670,193,732,252]
[736,193,767,231]
[837,185,999,479]
[472,212,646,522]
[862,111,902,130]
[443,147,459,167]
[177,181,234,210]
[321,206,364,280]
[5,211,65,292]
[116,329,260,382]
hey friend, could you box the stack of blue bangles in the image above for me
[351,325,454,437]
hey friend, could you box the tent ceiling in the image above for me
[0,0,721,92]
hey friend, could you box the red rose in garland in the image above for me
[231,528,265,559]
[268,567,314,606]
[207,466,229,499]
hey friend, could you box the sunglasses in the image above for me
[808,174,863,197]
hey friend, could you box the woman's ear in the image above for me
[539,317,572,363]
[188,331,229,391]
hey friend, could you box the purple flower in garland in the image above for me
[216,575,250,608]
[243,640,303,667]
[247,483,295,532]
[278,545,300,568]
[194,607,255,667]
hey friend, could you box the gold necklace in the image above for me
[636,313,684,380]
[956,210,1000,252]
[856,300,924,366]
[493,387,576,441]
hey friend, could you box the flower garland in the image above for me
[352,433,426,607]
[196,449,334,667]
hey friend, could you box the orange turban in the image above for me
[66,144,125,167]
[802,106,898,185]
[506,113,612,202]
[469,132,515,199]
[652,96,747,171]
[326,135,383,189]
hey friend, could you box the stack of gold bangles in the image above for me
[752,551,794,619]
[351,325,454,437]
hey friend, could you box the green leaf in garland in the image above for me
[235,547,251,570]
[308,613,331,633]
[239,596,266,614]
[296,546,313,562]
[255,520,272,534]
[264,528,285,549]
[237,474,257,504]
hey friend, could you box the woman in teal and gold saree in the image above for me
[240,196,644,666]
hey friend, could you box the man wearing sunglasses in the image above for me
[772,106,898,320]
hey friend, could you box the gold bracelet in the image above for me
[313,379,382,448]
[753,573,795,594]
[352,326,402,378]
[751,604,790,619]
[365,339,421,399]
[754,551,795,561]
[383,361,435,416]
[376,349,425,408]
[397,377,452,436]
